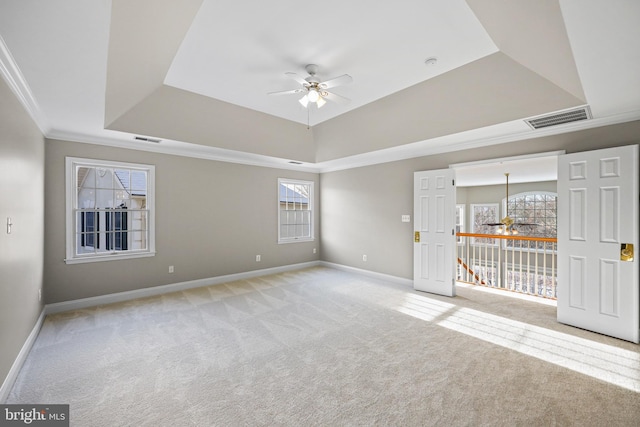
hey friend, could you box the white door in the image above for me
[414,169,456,296]
[557,145,639,343]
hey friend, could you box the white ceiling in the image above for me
[164,0,498,126]
[0,0,639,177]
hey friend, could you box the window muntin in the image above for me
[66,158,155,263]
[278,179,314,243]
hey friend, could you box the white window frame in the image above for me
[470,203,499,246]
[65,157,156,264]
[455,204,465,244]
[278,178,314,244]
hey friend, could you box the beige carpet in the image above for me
[8,267,640,426]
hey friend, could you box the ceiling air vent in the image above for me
[525,106,592,130]
[134,136,161,143]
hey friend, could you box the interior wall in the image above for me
[0,77,45,394]
[44,139,320,303]
[320,120,640,280]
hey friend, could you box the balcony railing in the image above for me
[456,232,557,300]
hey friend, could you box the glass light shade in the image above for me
[316,97,326,108]
[307,89,320,103]
[298,95,309,108]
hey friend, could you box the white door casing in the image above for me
[557,145,639,343]
[414,169,456,297]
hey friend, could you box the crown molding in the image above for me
[46,129,323,173]
[0,35,50,135]
[46,108,640,174]
[314,108,640,173]
[3,36,638,174]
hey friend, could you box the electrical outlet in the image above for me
[38,288,42,302]
[313,248,317,254]
[256,255,261,262]
[362,254,367,262]
[168,265,174,273]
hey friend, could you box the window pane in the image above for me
[77,166,94,188]
[95,168,113,189]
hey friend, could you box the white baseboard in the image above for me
[45,261,321,315]
[320,261,413,287]
[0,309,46,403]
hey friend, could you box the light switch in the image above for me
[401,215,411,223]
[6,217,12,234]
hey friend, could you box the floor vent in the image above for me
[525,106,592,130]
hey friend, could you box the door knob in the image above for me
[414,231,420,243]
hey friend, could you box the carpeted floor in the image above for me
[7,266,640,426]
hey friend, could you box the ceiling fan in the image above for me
[485,173,538,235]
[268,64,352,109]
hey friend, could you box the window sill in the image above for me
[278,238,315,244]
[64,251,156,264]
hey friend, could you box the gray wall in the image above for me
[320,120,640,280]
[44,139,320,303]
[0,77,45,392]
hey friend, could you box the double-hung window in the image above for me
[65,157,155,263]
[278,178,314,243]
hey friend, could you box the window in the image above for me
[278,178,314,243]
[455,204,465,244]
[470,203,498,245]
[504,191,557,238]
[65,157,155,264]
[504,191,557,250]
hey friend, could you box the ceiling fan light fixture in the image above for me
[307,88,320,103]
[316,96,326,108]
[299,95,309,108]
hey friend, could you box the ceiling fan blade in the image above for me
[268,88,305,96]
[284,72,309,86]
[322,91,350,105]
[318,74,352,89]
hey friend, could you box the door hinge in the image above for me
[452,179,455,186]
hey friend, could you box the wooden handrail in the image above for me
[456,232,557,243]
[457,258,486,285]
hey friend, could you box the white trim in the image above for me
[320,261,413,287]
[45,261,321,314]
[65,157,156,264]
[64,251,156,264]
[449,151,566,170]
[278,178,315,244]
[315,110,640,173]
[0,309,46,403]
[0,35,50,135]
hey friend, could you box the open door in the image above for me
[557,145,639,343]
[414,169,456,296]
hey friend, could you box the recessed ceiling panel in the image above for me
[164,0,498,126]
